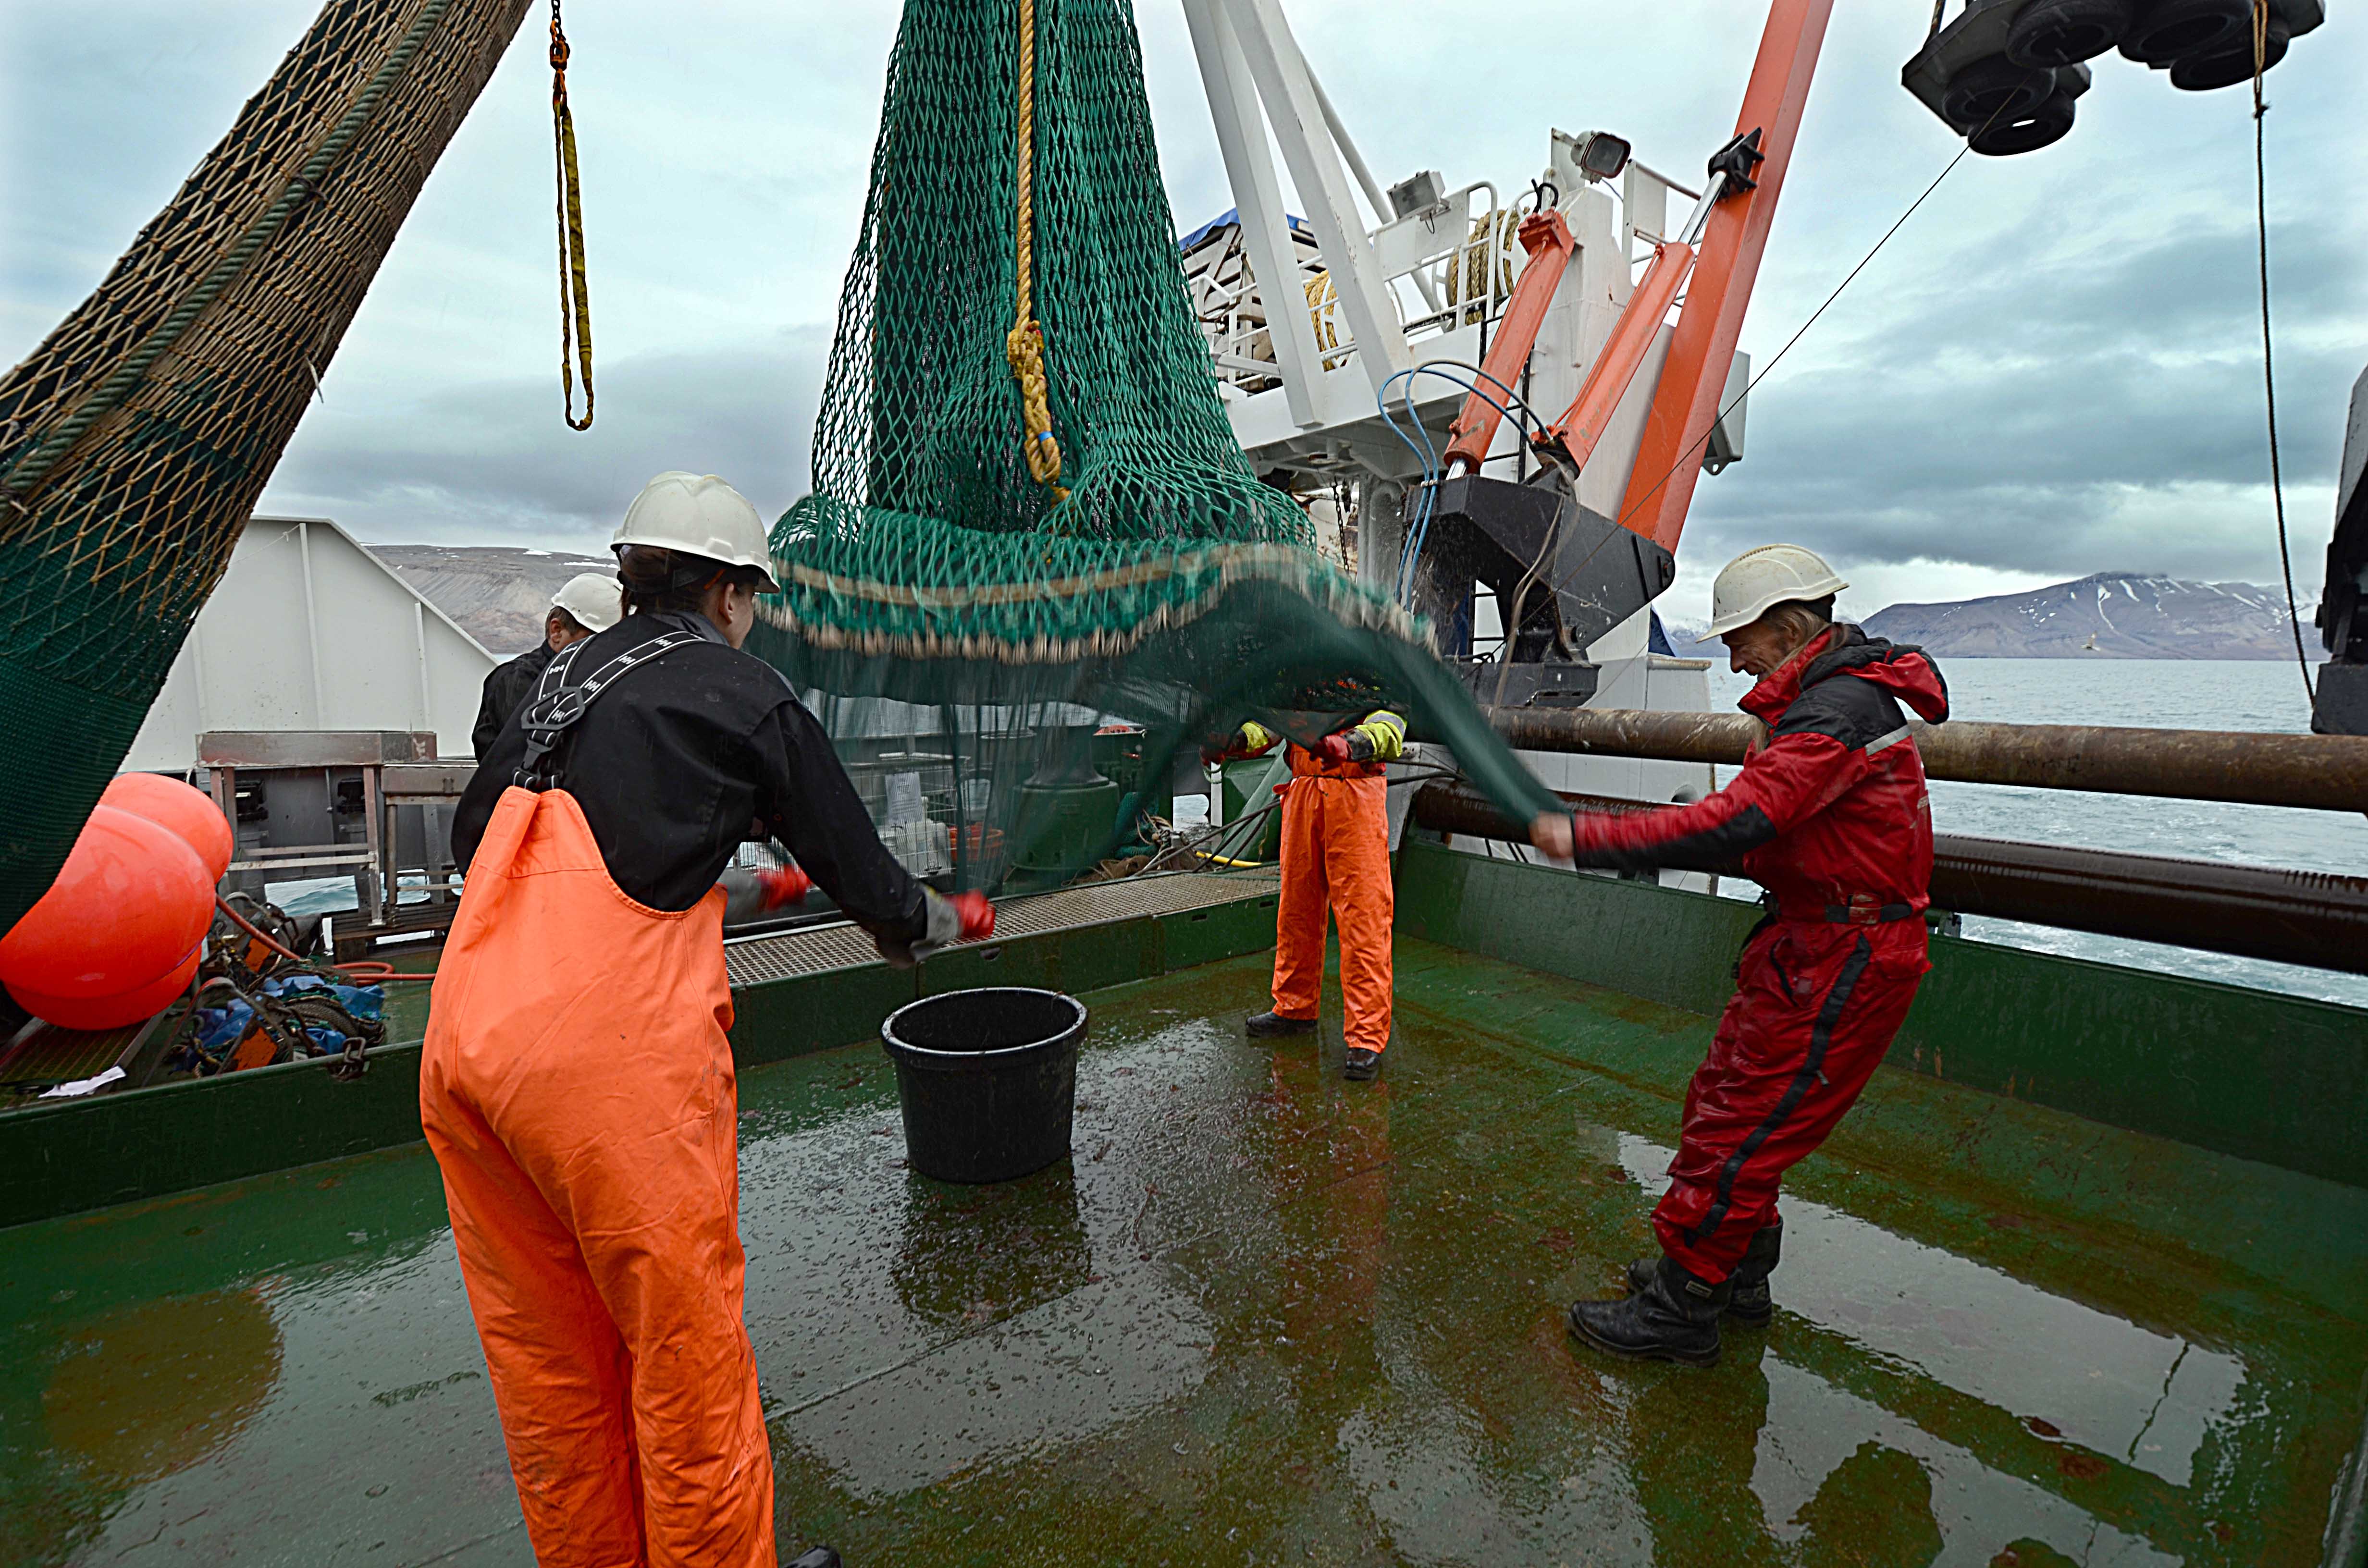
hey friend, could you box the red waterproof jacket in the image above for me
[1566,625,1950,920]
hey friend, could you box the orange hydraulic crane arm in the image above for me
[1408,0,1834,667]
[1535,150,1751,473]
[1540,236,1693,472]
[1438,209,1575,476]
[1441,0,1832,515]
[1616,0,1836,554]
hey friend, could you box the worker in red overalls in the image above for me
[1531,545,1949,1366]
[1217,710,1406,1081]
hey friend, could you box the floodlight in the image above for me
[1576,131,1631,182]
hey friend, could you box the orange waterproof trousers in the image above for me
[1270,755,1393,1054]
[420,787,775,1568]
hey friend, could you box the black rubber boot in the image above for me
[1245,1010,1316,1038]
[1343,1047,1381,1081]
[1623,1220,1780,1327]
[1569,1254,1729,1367]
[788,1549,843,1568]
[1724,1221,1781,1326]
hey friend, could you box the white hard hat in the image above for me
[549,571,621,633]
[611,471,781,594]
[1706,544,1848,636]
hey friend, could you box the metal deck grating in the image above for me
[722,867,1281,987]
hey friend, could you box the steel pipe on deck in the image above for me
[1476,707,2368,815]
[1409,782,2368,977]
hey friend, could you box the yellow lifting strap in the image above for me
[1005,0,1067,501]
[550,0,594,431]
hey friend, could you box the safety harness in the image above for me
[515,628,706,790]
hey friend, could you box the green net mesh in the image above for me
[0,0,532,931]
[748,0,1557,893]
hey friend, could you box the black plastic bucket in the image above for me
[880,988,1087,1184]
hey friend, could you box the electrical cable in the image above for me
[2250,1,2314,708]
[1375,360,1552,608]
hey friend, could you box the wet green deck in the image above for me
[2,940,2363,1566]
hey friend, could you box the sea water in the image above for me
[1709,656,2368,1008]
[278,661,2365,1009]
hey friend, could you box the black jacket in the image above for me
[454,611,926,938]
[472,642,554,760]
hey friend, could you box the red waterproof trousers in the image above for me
[1270,753,1393,1054]
[1653,915,1929,1283]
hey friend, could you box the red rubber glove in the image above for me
[1200,724,1251,766]
[1318,732,1353,765]
[755,864,812,910]
[948,890,996,941]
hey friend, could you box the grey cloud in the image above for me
[10,0,2364,601]
[1687,214,2362,591]
[260,327,831,547]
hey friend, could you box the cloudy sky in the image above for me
[3,0,2359,622]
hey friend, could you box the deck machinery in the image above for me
[1178,0,2332,723]
[1178,0,1805,722]
[2,3,2366,1564]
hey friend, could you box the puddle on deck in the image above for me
[0,943,2360,1566]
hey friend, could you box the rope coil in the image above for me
[550,0,594,431]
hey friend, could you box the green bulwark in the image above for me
[1394,843,2368,1192]
[1,860,2365,1564]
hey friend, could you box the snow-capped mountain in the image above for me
[1861,573,2319,660]
[369,544,615,655]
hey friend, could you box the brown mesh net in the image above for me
[0,0,533,927]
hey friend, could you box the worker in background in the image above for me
[1215,708,1407,1081]
[430,472,992,1568]
[470,571,622,758]
[1530,544,1949,1367]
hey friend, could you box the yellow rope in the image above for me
[550,0,593,431]
[1005,0,1066,500]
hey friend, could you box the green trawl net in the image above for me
[0,0,533,931]
[747,0,1558,893]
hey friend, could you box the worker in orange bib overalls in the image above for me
[1217,710,1406,1081]
[431,473,990,1568]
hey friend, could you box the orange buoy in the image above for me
[101,773,233,882]
[0,806,214,1026]
[7,949,202,1033]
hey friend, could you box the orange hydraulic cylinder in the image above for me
[1615,0,1836,553]
[1539,237,1694,475]
[1439,208,1575,474]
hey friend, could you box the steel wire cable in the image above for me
[1607,122,1993,548]
[2251,0,2314,708]
[1520,100,2013,629]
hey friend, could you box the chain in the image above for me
[182,895,384,1079]
[551,0,595,431]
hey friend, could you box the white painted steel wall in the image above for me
[123,516,497,771]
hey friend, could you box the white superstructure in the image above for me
[1179,0,1730,830]
[124,516,496,772]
